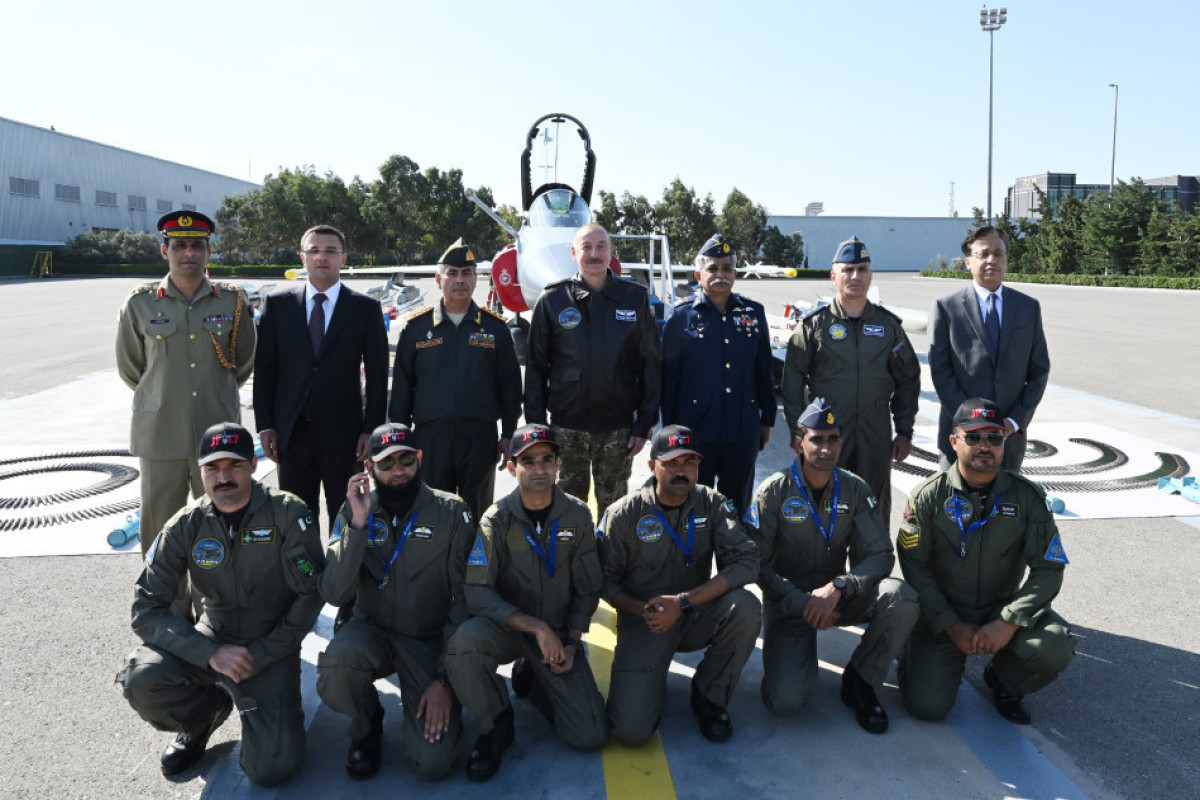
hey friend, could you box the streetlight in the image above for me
[1108,83,1119,194]
[980,5,1008,222]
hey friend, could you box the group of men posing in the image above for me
[115,211,1073,787]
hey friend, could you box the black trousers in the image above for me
[278,417,359,528]
[416,419,497,521]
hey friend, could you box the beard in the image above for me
[375,469,421,516]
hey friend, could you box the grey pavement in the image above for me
[0,273,1196,799]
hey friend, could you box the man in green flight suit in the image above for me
[781,236,920,527]
[117,422,324,786]
[116,211,256,554]
[317,423,475,780]
[897,398,1075,724]
[745,398,918,734]
[445,423,607,783]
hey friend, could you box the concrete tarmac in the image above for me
[0,273,1196,799]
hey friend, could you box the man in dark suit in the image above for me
[254,224,389,527]
[927,225,1050,471]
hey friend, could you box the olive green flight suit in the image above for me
[896,466,1075,721]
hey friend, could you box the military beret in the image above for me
[439,238,476,268]
[832,236,870,265]
[158,210,215,238]
[798,397,840,430]
[698,233,733,259]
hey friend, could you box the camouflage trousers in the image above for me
[552,426,632,523]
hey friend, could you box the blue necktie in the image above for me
[985,292,1000,359]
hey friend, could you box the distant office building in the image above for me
[1006,172,1200,219]
[1,116,257,249]
[768,215,970,272]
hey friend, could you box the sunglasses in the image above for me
[959,431,1006,447]
[375,452,418,470]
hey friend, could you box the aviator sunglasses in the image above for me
[375,452,418,470]
[959,431,1007,447]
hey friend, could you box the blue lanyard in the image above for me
[369,510,416,589]
[949,491,1004,558]
[652,508,695,566]
[522,519,559,577]
[791,462,839,550]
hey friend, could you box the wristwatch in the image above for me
[832,576,849,594]
[678,593,694,615]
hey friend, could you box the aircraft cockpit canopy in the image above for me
[528,189,592,229]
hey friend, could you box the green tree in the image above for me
[717,188,768,263]
[1080,178,1166,274]
[1164,209,1200,277]
[759,226,804,267]
[1029,192,1084,274]
[61,230,162,264]
[652,178,715,263]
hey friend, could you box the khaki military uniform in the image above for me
[389,301,522,520]
[117,483,324,787]
[745,459,918,715]
[781,299,920,525]
[116,275,256,552]
[896,466,1075,721]
[597,481,761,746]
[445,486,607,750]
[316,484,475,780]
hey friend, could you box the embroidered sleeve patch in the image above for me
[743,500,760,528]
[898,528,920,550]
[293,555,315,576]
[1043,533,1069,564]
[722,499,737,515]
[467,536,488,566]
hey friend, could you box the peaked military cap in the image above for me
[158,210,215,238]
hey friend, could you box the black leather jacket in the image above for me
[524,271,661,437]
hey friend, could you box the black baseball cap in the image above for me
[198,422,254,465]
[953,398,1005,431]
[510,424,559,458]
[651,425,704,461]
[369,423,418,461]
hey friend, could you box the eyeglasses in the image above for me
[303,247,343,257]
[376,452,418,470]
[959,431,1006,447]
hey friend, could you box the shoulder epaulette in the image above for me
[481,306,507,322]
[130,282,157,296]
[801,301,829,321]
[876,304,904,325]
[405,305,434,322]
[213,280,244,292]
[1006,469,1049,498]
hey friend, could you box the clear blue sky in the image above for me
[8,1,1195,218]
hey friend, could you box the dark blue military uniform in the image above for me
[661,292,776,511]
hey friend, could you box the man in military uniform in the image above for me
[897,398,1075,724]
[781,236,920,527]
[116,211,256,554]
[525,223,661,522]
[117,423,324,786]
[598,425,761,746]
[745,398,918,733]
[317,423,475,781]
[661,233,776,513]
[445,424,607,782]
[389,239,521,520]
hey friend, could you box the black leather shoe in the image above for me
[690,681,733,743]
[466,705,515,782]
[333,600,355,635]
[840,664,889,734]
[346,709,384,780]
[161,690,233,776]
[510,658,534,699]
[984,662,1031,724]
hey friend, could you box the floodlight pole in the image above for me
[981,6,1008,223]
[1108,83,1119,194]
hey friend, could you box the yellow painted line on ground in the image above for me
[588,603,677,800]
[582,481,677,799]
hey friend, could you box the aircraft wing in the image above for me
[283,262,492,281]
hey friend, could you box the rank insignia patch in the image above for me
[1044,533,1069,564]
[898,528,919,550]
